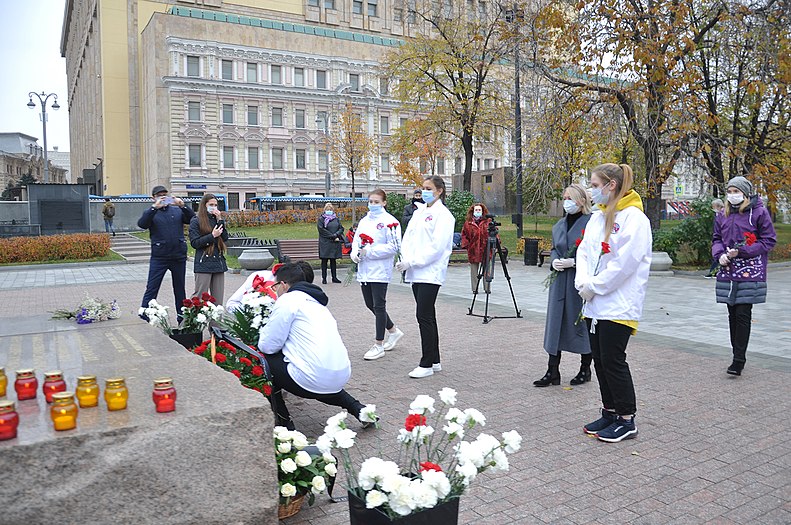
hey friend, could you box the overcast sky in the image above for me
[0,0,70,151]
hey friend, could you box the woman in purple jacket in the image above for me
[712,176,776,376]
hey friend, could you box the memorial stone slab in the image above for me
[0,314,278,525]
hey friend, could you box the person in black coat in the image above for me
[189,193,230,304]
[317,202,344,284]
[138,185,195,322]
[401,188,423,233]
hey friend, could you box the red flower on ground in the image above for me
[601,242,611,254]
[191,297,201,306]
[194,344,207,355]
[239,357,253,367]
[215,353,227,363]
[231,369,241,378]
[419,461,442,472]
[743,232,757,246]
[251,366,264,377]
[201,292,216,303]
[262,384,272,396]
[405,414,427,431]
[182,299,193,307]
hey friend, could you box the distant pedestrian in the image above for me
[535,184,592,387]
[138,185,195,323]
[317,203,344,284]
[102,197,116,236]
[575,164,652,443]
[396,176,454,379]
[401,188,423,233]
[705,198,726,278]
[351,189,404,361]
[460,202,495,293]
[712,176,776,376]
[189,193,229,304]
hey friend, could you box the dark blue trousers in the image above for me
[141,257,187,322]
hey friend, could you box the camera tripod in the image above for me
[467,221,521,324]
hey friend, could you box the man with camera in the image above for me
[138,185,195,322]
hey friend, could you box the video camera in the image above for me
[485,213,501,230]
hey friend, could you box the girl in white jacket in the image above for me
[351,189,405,360]
[395,176,455,378]
[575,163,652,443]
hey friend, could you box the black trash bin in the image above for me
[523,237,540,266]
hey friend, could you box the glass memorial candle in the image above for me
[75,375,100,408]
[104,378,128,411]
[0,367,7,397]
[43,371,67,403]
[152,377,176,413]
[0,400,19,440]
[14,369,38,401]
[50,392,78,431]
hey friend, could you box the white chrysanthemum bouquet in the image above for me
[316,388,522,520]
[275,426,337,506]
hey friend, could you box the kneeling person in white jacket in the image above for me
[258,262,373,430]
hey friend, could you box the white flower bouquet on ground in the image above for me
[52,293,120,324]
[316,389,521,521]
[275,426,336,506]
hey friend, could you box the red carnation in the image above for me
[201,292,215,303]
[581,229,585,236]
[359,233,374,246]
[575,238,582,247]
[419,461,442,472]
[743,232,757,246]
[182,299,193,307]
[194,345,207,355]
[231,369,241,378]
[405,414,427,431]
[387,222,399,229]
[191,297,201,306]
[262,384,272,396]
[239,357,253,367]
[252,387,262,392]
[251,366,264,377]
[601,242,611,254]
[215,353,227,363]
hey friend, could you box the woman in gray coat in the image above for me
[535,184,593,387]
[317,202,344,284]
[189,194,229,303]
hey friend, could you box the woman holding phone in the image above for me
[189,194,229,303]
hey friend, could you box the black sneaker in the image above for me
[727,361,743,376]
[596,416,638,443]
[583,409,617,435]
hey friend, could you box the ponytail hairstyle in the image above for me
[197,193,225,256]
[590,163,635,243]
[424,175,447,202]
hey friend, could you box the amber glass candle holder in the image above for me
[0,367,7,397]
[0,400,19,440]
[50,392,78,431]
[104,378,128,411]
[14,369,38,401]
[43,371,68,403]
[76,375,100,408]
[152,377,177,413]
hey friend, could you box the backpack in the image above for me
[105,205,115,218]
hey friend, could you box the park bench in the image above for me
[538,250,551,267]
[275,239,350,261]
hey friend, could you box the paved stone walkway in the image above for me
[0,261,789,524]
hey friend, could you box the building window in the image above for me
[353,0,363,14]
[379,116,390,134]
[318,150,328,171]
[245,192,256,204]
[186,56,200,77]
[272,148,283,169]
[394,8,402,21]
[188,144,202,167]
[400,117,408,128]
[271,65,282,84]
[248,147,259,169]
[437,157,445,175]
[223,146,234,169]
[349,73,360,92]
[228,192,239,210]
[294,67,305,87]
[484,158,491,169]
[317,110,328,131]
[476,158,481,170]
[494,159,499,168]
[368,0,378,16]
[380,154,390,173]
[324,0,335,9]
[246,62,257,83]
[379,77,389,95]
[295,109,306,129]
[484,174,492,183]
[222,60,233,80]
[247,106,258,126]
[272,107,283,127]
[316,70,327,89]
[295,149,306,170]
[222,104,234,125]
[188,101,200,121]
[455,156,462,173]
[308,0,319,5]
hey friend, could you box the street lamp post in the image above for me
[27,91,60,184]
[316,114,331,197]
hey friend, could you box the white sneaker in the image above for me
[408,366,434,378]
[383,328,404,351]
[364,344,385,360]
[432,363,442,372]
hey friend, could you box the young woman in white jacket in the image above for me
[351,189,405,361]
[575,163,652,443]
[395,176,455,378]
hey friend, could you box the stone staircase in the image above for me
[110,233,151,263]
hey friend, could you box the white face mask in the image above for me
[590,186,609,205]
[563,199,580,214]
[206,205,218,214]
[727,193,744,205]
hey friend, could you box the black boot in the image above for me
[330,259,341,283]
[533,354,561,387]
[727,361,744,376]
[570,354,593,385]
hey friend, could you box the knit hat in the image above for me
[726,176,753,197]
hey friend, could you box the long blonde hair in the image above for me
[723,195,750,217]
[565,184,592,215]
[591,163,634,242]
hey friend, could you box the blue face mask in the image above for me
[473,211,483,218]
[421,189,436,204]
[368,204,383,214]
[325,211,335,216]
